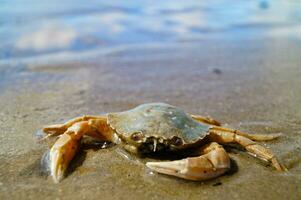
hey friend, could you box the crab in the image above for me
[42,103,287,183]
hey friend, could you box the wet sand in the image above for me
[1,36,301,199]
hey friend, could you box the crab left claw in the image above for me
[146,142,230,181]
[44,121,91,182]
[43,117,115,183]
[49,133,81,182]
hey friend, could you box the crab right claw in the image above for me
[146,142,230,181]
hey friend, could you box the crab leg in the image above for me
[211,126,282,141]
[209,127,287,171]
[46,118,115,183]
[191,115,221,126]
[146,142,230,181]
[43,115,105,136]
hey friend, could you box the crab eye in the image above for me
[131,132,144,141]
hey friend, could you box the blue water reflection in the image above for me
[0,0,300,61]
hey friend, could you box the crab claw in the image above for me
[146,158,227,181]
[48,133,80,183]
[146,143,230,181]
[146,159,190,179]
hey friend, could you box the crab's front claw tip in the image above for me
[49,151,66,183]
[146,157,229,181]
[146,159,187,178]
[146,159,206,181]
[48,134,80,183]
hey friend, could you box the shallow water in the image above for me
[1,0,301,63]
[1,1,301,200]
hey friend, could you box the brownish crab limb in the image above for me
[146,142,230,181]
[43,115,104,135]
[209,127,287,171]
[48,118,114,183]
[87,118,116,142]
[49,121,94,183]
[211,126,283,141]
[190,115,221,126]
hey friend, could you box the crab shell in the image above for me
[107,103,211,155]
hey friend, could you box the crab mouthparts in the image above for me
[137,137,170,155]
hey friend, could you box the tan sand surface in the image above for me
[0,38,300,199]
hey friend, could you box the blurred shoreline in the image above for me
[1,0,301,64]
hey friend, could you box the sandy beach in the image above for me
[1,1,301,199]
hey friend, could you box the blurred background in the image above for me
[1,1,301,200]
[1,0,301,64]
